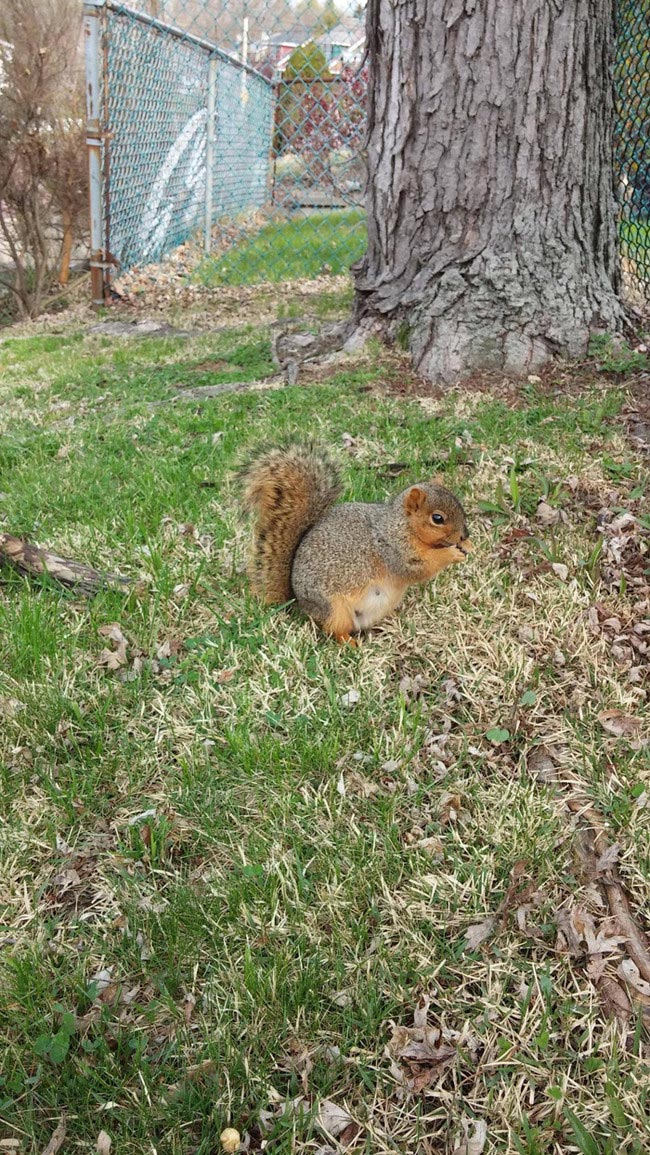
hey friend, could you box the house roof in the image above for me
[261,23,315,47]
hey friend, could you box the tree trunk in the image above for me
[354,0,625,383]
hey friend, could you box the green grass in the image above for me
[196,209,367,285]
[1,290,649,1154]
[620,216,650,280]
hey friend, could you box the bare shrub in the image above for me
[0,0,87,320]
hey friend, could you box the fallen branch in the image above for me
[566,797,650,987]
[0,534,130,594]
[602,878,650,984]
[41,1114,66,1155]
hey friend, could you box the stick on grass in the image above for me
[0,534,130,594]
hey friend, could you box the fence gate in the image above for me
[83,0,368,300]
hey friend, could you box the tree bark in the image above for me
[0,534,130,594]
[354,0,625,383]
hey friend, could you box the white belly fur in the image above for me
[353,580,406,629]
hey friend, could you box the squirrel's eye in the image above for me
[430,513,445,525]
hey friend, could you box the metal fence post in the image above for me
[83,0,106,307]
[204,54,217,255]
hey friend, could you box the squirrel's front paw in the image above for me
[453,541,471,562]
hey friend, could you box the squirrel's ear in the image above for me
[404,486,425,514]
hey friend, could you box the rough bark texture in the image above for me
[0,534,130,594]
[355,0,625,382]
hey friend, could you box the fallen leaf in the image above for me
[338,1123,362,1148]
[618,958,650,998]
[99,622,127,645]
[551,562,569,581]
[598,710,641,738]
[97,644,128,670]
[527,745,558,783]
[127,808,157,826]
[96,1132,111,1155]
[464,916,497,951]
[594,844,620,875]
[586,956,609,982]
[97,623,128,670]
[388,999,458,1095]
[317,1100,353,1138]
[535,500,560,527]
[454,1118,488,1155]
[555,907,585,957]
[332,990,351,1007]
[416,836,443,856]
[439,792,464,824]
[413,992,430,1028]
[571,908,628,956]
[53,867,82,891]
[339,689,360,708]
[90,967,113,994]
[183,992,196,1023]
[399,674,427,702]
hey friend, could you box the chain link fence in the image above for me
[84,0,368,298]
[85,0,650,303]
[614,0,650,304]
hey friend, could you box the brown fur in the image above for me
[240,442,342,604]
[242,445,471,638]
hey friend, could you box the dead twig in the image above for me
[602,879,650,985]
[0,534,130,594]
[567,798,650,985]
[41,1114,66,1155]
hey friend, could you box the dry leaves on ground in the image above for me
[387,994,459,1095]
[454,1118,488,1155]
[597,709,644,740]
[96,1132,111,1155]
[97,622,129,670]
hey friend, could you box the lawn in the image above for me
[0,284,649,1155]
[197,210,366,285]
[620,217,650,283]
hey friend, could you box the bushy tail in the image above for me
[241,442,342,604]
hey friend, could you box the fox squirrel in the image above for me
[241,443,470,642]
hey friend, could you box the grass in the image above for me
[196,210,366,285]
[620,216,650,283]
[0,284,649,1155]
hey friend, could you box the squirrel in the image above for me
[241,442,471,642]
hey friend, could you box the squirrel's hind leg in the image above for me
[321,595,358,644]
